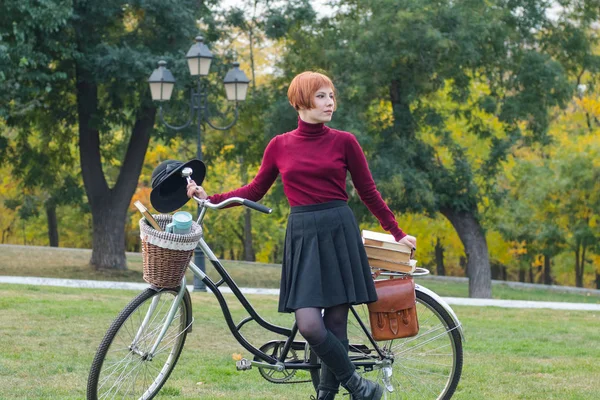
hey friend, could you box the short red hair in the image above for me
[287,71,337,110]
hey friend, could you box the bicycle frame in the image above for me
[133,275,188,361]
[190,245,394,373]
[189,240,304,368]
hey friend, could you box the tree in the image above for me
[497,85,600,288]
[1,0,216,268]
[496,155,565,285]
[274,0,574,297]
[5,120,83,247]
[553,135,600,288]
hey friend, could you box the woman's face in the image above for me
[298,86,335,124]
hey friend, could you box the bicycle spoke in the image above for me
[154,328,186,357]
[100,356,142,398]
[392,364,440,399]
[111,359,143,398]
[136,309,183,348]
[394,329,456,357]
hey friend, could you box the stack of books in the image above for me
[362,230,417,274]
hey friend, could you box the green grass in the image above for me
[0,284,598,399]
[2,244,600,304]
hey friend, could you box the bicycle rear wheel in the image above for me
[87,287,192,400]
[310,289,463,400]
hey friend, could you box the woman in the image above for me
[187,71,416,400]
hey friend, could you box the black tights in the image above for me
[294,304,349,345]
[295,304,355,387]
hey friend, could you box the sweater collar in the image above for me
[295,116,330,137]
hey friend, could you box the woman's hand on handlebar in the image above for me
[186,180,208,200]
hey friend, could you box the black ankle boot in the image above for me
[342,371,383,400]
[317,389,336,400]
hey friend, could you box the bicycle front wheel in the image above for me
[87,287,192,400]
[311,289,463,400]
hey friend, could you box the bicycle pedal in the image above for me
[236,358,252,371]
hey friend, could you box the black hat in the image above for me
[150,159,206,213]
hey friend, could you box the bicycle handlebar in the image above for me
[185,172,272,214]
[242,199,272,214]
[194,196,272,214]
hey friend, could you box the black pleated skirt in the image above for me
[278,200,378,313]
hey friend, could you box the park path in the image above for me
[2,275,600,311]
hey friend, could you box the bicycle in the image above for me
[86,168,464,400]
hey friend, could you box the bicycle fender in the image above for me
[184,288,193,333]
[415,284,465,343]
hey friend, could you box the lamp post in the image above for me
[148,36,250,291]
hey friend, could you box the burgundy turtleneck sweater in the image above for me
[209,118,406,241]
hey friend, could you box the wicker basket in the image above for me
[139,214,203,288]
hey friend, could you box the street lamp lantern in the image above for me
[186,36,213,76]
[223,62,250,102]
[148,60,176,101]
[148,35,250,291]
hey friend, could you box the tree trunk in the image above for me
[240,161,255,261]
[518,267,525,282]
[434,237,445,276]
[390,79,416,137]
[45,201,59,247]
[273,243,280,264]
[491,262,508,281]
[459,256,467,276]
[529,264,534,283]
[1,216,14,243]
[575,245,585,288]
[90,206,127,270]
[440,208,491,298]
[543,254,552,285]
[243,208,255,261]
[76,65,155,269]
[596,272,600,290]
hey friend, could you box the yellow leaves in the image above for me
[232,353,243,361]
[487,231,513,266]
[592,255,600,273]
[577,97,600,118]
[255,239,275,264]
[149,144,171,160]
[508,241,528,257]
[420,127,451,168]
[532,255,544,268]
[212,26,281,88]
[366,100,394,131]
[417,78,508,175]
[221,144,236,155]
[0,165,19,237]
[123,6,144,33]
[129,187,152,219]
